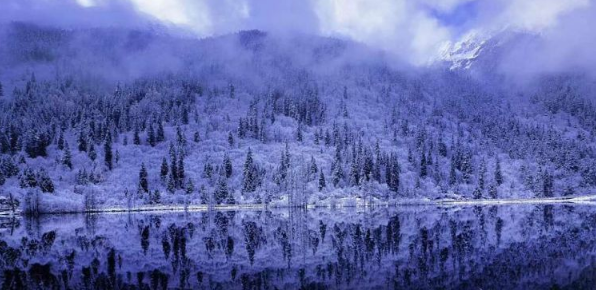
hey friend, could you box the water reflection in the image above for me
[1,205,596,289]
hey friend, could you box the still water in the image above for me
[1,205,596,289]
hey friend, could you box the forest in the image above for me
[0,23,595,213]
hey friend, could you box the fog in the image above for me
[1,0,595,78]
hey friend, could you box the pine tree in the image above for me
[387,154,400,193]
[473,187,482,199]
[543,170,554,197]
[309,156,318,176]
[318,171,326,191]
[228,132,235,147]
[151,190,161,204]
[160,158,169,181]
[243,148,256,193]
[495,158,503,186]
[20,168,37,188]
[157,122,165,142]
[170,153,178,185]
[478,159,487,191]
[185,179,195,195]
[224,153,233,178]
[177,155,185,188]
[76,169,89,185]
[215,177,229,204]
[133,126,141,145]
[296,123,303,142]
[176,126,186,148]
[489,184,498,199]
[229,84,235,99]
[331,146,343,187]
[104,134,113,170]
[139,163,149,193]
[57,130,65,150]
[449,159,457,186]
[77,130,87,152]
[88,142,97,161]
[182,106,189,125]
[167,174,176,193]
[62,142,73,169]
[350,161,360,186]
[147,123,156,147]
[363,153,373,182]
[420,151,427,178]
[38,169,54,193]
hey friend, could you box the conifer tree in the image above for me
[147,123,156,147]
[224,153,233,178]
[478,159,487,191]
[228,132,235,147]
[160,158,169,181]
[215,177,229,204]
[57,130,65,150]
[38,169,54,193]
[243,148,256,193]
[62,142,73,169]
[318,171,326,191]
[420,151,427,178]
[363,153,373,182]
[157,122,165,142]
[139,163,149,193]
[495,158,503,186]
[176,126,186,148]
[449,159,457,186]
[77,130,87,152]
[350,161,360,186]
[473,187,482,199]
[387,154,400,193]
[20,168,37,188]
[104,134,113,170]
[489,184,498,199]
[185,179,194,195]
[296,123,303,142]
[88,142,97,161]
[167,174,176,193]
[177,155,185,188]
[309,156,318,176]
[133,126,141,145]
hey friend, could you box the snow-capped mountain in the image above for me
[440,30,489,70]
[439,29,542,75]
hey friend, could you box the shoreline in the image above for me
[2,194,596,216]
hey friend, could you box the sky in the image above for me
[0,0,594,67]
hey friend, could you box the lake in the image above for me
[1,205,596,289]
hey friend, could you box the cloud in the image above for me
[498,3,596,79]
[0,0,594,69]
[314,0,452,64]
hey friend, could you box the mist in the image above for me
[0,0,593,74]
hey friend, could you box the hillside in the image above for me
[0,23,595,213]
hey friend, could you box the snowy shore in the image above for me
[3,194,596,216]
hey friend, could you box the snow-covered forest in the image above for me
[1,22,595,213]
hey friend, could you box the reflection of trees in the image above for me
[2,206,596,289]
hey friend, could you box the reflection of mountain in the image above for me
[1,206,595,289]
